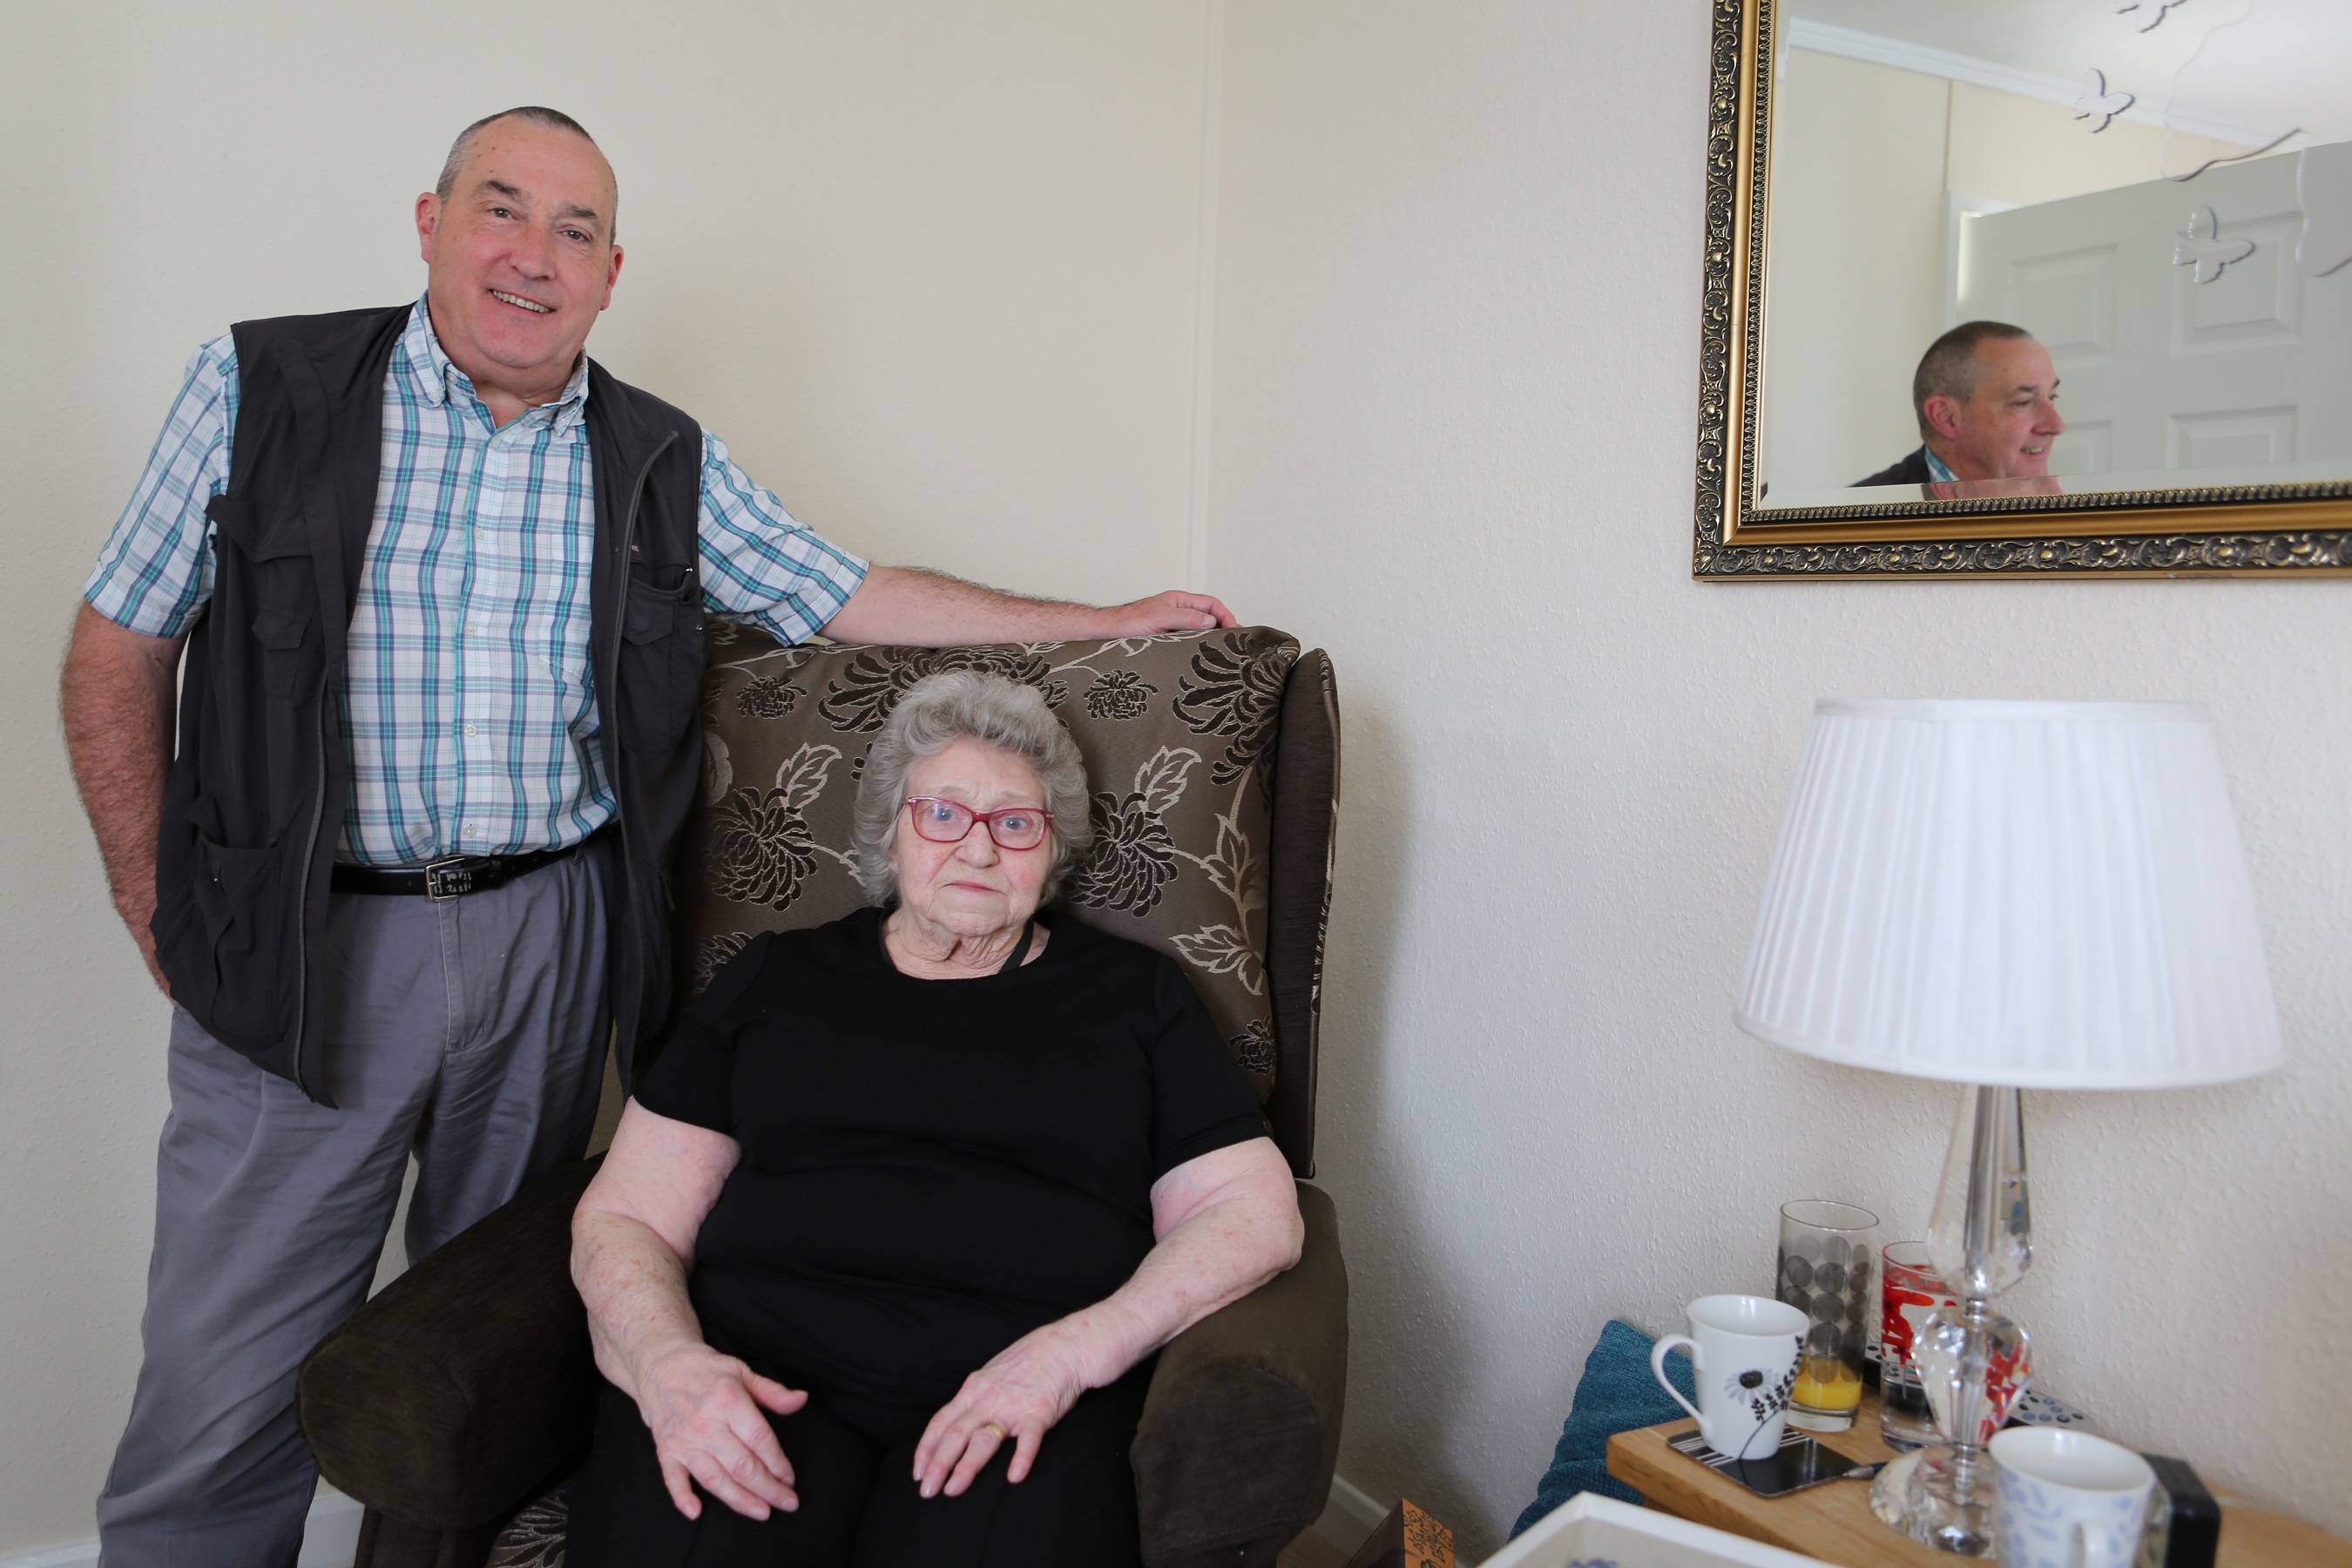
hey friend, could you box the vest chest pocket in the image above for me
[206,494,309,568]
[251,607,315,701]
[622,564,708,747]
[207,494,321,701]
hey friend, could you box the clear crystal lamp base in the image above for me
[1872,1086,2034,1556]
[1871,1446,1992,1554]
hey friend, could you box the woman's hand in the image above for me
[636,1341,810,1521]
[912,1322,1091,1498]
[910,1139,1303,1501]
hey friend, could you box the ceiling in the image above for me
[1785,0,2351,146]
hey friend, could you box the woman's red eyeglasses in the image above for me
[902,798,1054,851]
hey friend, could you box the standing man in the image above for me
[1855,320,2067,491]
[60,105,1232,1568]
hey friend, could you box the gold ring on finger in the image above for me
[981,1423,1008,1441]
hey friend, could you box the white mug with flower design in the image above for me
[1649,1294,1808,1462]
[1990,1428,2156,1568]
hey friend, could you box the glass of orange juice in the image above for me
[1775,1200,1877,1433]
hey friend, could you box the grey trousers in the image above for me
[96,846,612,1568]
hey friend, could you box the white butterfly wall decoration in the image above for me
[2173,207,2254,284]
[2071,70,2134,133]
[2112,0,2187,31]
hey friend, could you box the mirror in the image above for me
[1694,0,2352,578]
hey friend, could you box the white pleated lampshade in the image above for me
[1736,699,2281,1089]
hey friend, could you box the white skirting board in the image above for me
[1312,1472,1391,1555]
[0,1488,364,1568]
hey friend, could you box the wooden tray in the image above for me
[1605,1389,2350,1568]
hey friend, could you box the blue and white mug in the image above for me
[1990,1427,2155,1568]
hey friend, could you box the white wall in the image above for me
[9,3,2352,1562]
[0,3,1212,1553]
[1208,2,2351,1556]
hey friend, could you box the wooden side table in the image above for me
[1605,1390,2350,1568]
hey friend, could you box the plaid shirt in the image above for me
[85,299,868,866]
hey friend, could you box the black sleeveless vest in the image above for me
[152,304,709,1101]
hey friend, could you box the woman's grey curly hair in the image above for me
[852,672,1094,904]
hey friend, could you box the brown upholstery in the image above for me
[300,1159,601,1555]
[1265,649,1338,1176]
[299,629,1345,1567]
[679,625,1301,1106]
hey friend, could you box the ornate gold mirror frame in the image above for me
[1693,0,2352,580]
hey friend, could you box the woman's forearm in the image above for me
[573,1188,810,1523]
[1052,1179,1305,1390]
[571,1100,743,1400]
[573,1207,708,1397]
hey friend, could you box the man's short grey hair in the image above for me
[852,672,1094,905]
[1912,320,2031,439]
[435,106,617,241]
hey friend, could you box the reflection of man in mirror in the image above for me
[1856,321,2066,491]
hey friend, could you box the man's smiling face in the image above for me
[415,118,622,411]
[1927,336,2066,481]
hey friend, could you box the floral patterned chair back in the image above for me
[673,624,1340,1173]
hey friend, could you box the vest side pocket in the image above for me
[182,794,291,1040]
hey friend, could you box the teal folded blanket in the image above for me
[1510,1318,1694,1538]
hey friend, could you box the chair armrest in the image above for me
[1133,1180,1348,1568]
[297,1157,603,1530]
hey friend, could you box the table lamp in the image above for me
[1734,699,2281,1555]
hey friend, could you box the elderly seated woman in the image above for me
[565,671,1305,1568]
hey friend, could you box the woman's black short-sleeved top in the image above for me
[635,906,1270,1416]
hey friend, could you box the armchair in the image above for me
[298,626,1346,1568]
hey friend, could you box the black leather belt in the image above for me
[330,841,584,901]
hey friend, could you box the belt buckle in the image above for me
[424,857,478,901]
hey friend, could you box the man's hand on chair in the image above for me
[1090,590,1237,638]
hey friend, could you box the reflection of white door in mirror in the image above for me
[1943,193,2018,334]
[1952,148,2350,491]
